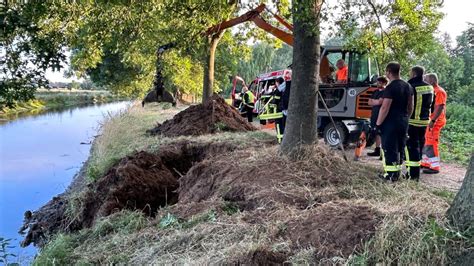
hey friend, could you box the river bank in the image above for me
[22,100,471,265]
[0,101,130,264]
[0,89,126,118]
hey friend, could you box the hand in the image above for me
[429,120,435,129]
[375,124,382,135]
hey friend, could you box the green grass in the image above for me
[348,216,472,265]
[34,211,148,265]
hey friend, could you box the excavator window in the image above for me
[349,52,370,84]
[320,51,349,84]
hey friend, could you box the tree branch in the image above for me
[367,0,386,61]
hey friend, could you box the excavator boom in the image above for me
[206,4,294,46]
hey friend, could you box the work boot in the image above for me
[378,172,399,182]
[423,168,439,174]
[367,147,381,157]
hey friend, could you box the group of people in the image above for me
[368,62,447,181]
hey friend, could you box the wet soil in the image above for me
[147,95,256,137]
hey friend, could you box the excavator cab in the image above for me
[317,46,380,147]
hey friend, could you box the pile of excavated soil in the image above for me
[69,140,240,230]
[148,95,256,137]
[178,145,351,211]
[281,202,379,259]
[20,140,241,246]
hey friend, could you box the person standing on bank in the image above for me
[406,66,434,180]
[241,85,255,123]
[275,77,290,138]
[421,73,447,174]
[368,76,389,158]
[376,62,414,181]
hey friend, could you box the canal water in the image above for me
[0,101,130,263]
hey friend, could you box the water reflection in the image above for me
[0,101,130,262]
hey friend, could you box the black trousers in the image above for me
[381,118,408,178]
[276,114,286,134]
[245,106,253,123]
[406,125,427,179]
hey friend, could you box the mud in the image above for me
[147,95,256,137]
[281,202,380,260]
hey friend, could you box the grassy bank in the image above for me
[30,103,471,265]
[0,89,126,116]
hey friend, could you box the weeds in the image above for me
[158,211,217,229]
[34,211,147,265]
[348,216,472,265]
[0,237,18,266]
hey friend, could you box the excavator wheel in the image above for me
[323,122,348,148]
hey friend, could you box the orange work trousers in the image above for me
[421,123,444,171]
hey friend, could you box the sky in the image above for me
[45,0,473,83]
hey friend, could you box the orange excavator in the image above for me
[207,4,379,155]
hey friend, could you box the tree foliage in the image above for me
[329,0,444,70]
[0,1,65,109]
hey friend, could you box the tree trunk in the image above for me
[202,31,224,102]
[280,0,322,155]
[447,154,474,232]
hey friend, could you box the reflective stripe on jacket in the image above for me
[408,77,433,126]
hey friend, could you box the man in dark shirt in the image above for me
[367,76,389,158]
[376,62,414,181]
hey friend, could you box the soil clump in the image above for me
[147,95,256,137]
[281,202,380,259]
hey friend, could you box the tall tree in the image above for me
[280,0,322,155]
[446,154,473,232]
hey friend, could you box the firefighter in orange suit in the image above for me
[421,73,447,174]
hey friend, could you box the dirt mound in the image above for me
[178,145,349,211]
[69,140,240,230]
[75,151,179,229]
[148,95,256,137]
[281,202,380,259]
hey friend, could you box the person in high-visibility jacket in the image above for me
[242,86,255,123]
[421,73,447,174]
[406,66,434,180]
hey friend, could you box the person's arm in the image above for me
[429,104,445,128]
[407,94,414,117]
[376,98,392,126]
[369,98,383,106]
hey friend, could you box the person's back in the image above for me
[376,62,413,182]
[407,73,433,126]
[384,79,412,122]
[405,66,433,180]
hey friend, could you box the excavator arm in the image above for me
[206,4,294,46]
